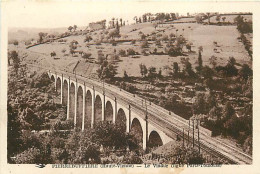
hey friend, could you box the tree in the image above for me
[148,66,157,79]
[239,64,252,80]
[176,36,186,51]
[209,55,217,68]
[198,46,203,53]
[192,93,207,115]
[73,25,77,32]
[133,16,138,24]
[181,57,195,77]
[38,32,47,43]
[7,104,23,160]
[9,51,20,74]
[173,62,179,75]
[225,56,238,76]
[195,14,204,23]
[13,40,19,46]
[120,18,123,26]
[186,43,192,52]
[196,51,203,73]
[208,106,222,120]
[201,66,214,79]
[222,17,226,23]
[139,64,148,77]
[68,26,73,32]
[216,15,221,23]
[222,102,235,120]
[170,13,177,20]
[84,35,92,42]
[69,40,78,56]
[97,61,117,80]
[50,51,56,57]
[153,22,158,30]
[123,71,129,80]
[206,12,211,24]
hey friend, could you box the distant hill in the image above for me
[8,26,87,41]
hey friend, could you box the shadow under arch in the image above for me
[94,94,102,125]
[84,90,92,129]
[147,130,163,151]
[105,101,113,122]
[116,108,127,131]
[130,118,143,148]
[76,86,83,129]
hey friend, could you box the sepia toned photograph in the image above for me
[2,1,259,173]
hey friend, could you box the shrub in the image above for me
[119,49,126,57]
[141,49,149,56]
[82,53,92,59]
[140,40,149,48]
[127,48,136,56]
[131,40,136,44]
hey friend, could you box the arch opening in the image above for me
[105,101,113,123]
[69,83,76,123]
[62,80,68,105]
[130,118,143,148]
[56,77,61,101]
[84,90,92,129]
[76,86,83,130]
[50,75,55,82]
[116,108,127,131]
[94,95,102,125]
[147,131,163,151]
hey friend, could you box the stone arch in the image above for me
[147,130,163,150]
[69,82,76,122]
[116,108,127,131]
[84,90,92,129]
[130,118,143,148]
[105,100,113,122]
[76,86,83,129]
[62,79,69,105]
[94,94,102,125]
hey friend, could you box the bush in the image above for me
[141,49,149,56]
[118,49,126,57]
[140,40,149,48]
[127,48,136,56]
[131,40,136,44]
[82,53,92,59]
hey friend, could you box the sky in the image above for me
[3,1,256,29]
[3,1,204,29]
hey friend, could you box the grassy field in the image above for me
[10,15,252,78]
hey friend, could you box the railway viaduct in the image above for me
[47,70,252,164]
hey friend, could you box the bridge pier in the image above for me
[143,117,148,151]
[102,94,105,121]
[113,98,117,124]
[66,78,70,120]
[91,87,95,128]
[60,75,63,104]
[82,84,86,131]
[74,81,78,128]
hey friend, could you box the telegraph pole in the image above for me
[192,119,194,148]
[198,119,200,153]
[182,128,185,147]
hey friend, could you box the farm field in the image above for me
[25,21,251,77]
